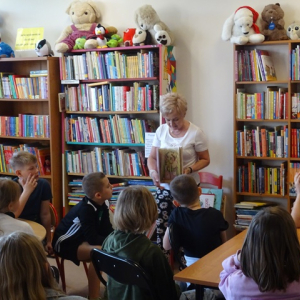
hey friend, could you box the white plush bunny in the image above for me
[222,6,265,45]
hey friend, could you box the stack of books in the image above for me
[234,201,274,230]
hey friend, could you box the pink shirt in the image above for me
[219,251,300,300]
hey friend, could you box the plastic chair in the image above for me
[49,203,88,292]
[91,248,157,300]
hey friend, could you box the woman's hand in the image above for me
[150,170,161,188]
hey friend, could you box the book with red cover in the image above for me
[36,148,51,175]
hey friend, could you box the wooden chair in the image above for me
[91,248,158,300]
[49,203,88,292]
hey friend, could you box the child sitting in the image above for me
[102,185,180,300]
[163,174,228,267]
[0,231,87,300]
[219,206,300,299]
[10,151,53,254]
[0,178,34,236]
[53,172,113,300]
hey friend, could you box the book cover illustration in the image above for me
[200,188,223,211]
[157,147,183,183]
[260,50,277,81]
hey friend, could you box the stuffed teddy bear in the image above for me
[55,0,117,53]
[132,29,151,46]
[222,6,265,45]
[287,22,300,40]
[261,3,289,41]
[134,4,174,46]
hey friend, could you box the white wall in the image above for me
[1,0,299,233]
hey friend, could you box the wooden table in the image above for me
[19,219,46,241]
[174,229,300,300]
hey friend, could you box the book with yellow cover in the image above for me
[157,147,183,183]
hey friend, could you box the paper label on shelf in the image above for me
[15,28,44,50]
[145,132,155,158]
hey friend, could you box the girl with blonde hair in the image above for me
[0,231,87,300]
[102,185,180,300]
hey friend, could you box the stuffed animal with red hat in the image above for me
[222,6,265,44]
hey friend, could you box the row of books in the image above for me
[0,72,48,99]
[0,114,50,138]
[60,50,159,81]
[236,125,288,158]
[237,162,286,195]
[234,202,275,229]
[235,49,277,82]
[236,88,288,120]
[65,147,149,177]
[291,45,300,80]
[291,128,300,158]
[65,115,156,144]
[65,82,159,112]
[0,143,50,175]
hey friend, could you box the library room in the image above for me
[2,0,300,300]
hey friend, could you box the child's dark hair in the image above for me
[170,174,199,205]
[9,151,37,171]
[241,206,300,292]
[0,178,21,211]
[82,172,106,199]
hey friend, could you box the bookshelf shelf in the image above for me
[234,40,300,229]
[0,57,62,219]
[62,45,176,214]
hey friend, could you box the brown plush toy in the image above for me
[55,0,117,53]
[261,3,289,41]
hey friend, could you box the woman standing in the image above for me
[147,92,210,256]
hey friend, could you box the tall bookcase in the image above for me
[60,45,176,214]
[233,40,300,229]
[0,57,62,218]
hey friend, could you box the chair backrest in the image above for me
[49,203,58,230]
[168,223,186,270]
[199,172,223,189]
[90,249,157,299]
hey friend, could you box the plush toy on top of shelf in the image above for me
[35,39,54,56]
[106,34,123,47]
[55,0,117,53]
[0,33,15,58]
[95,24,108,48]
[222,6,265,45]
[134,4,174,46]
[132,29,151,46]
[287,21,300,40]
[123,28,136,46]
[260,3,289,41]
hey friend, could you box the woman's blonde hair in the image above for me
[159,92,187,116]
[113,186,158,234]
[0,178,21,211]
[0,232,58,300]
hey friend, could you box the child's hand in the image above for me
[45,241,53,255]
[294,172,300,195]
[21,174,38,194]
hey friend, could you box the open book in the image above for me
[157,147,183,183]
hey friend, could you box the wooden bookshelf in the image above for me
[233,40,300,230]
[61,45,176,214]
[0,57,62,219]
